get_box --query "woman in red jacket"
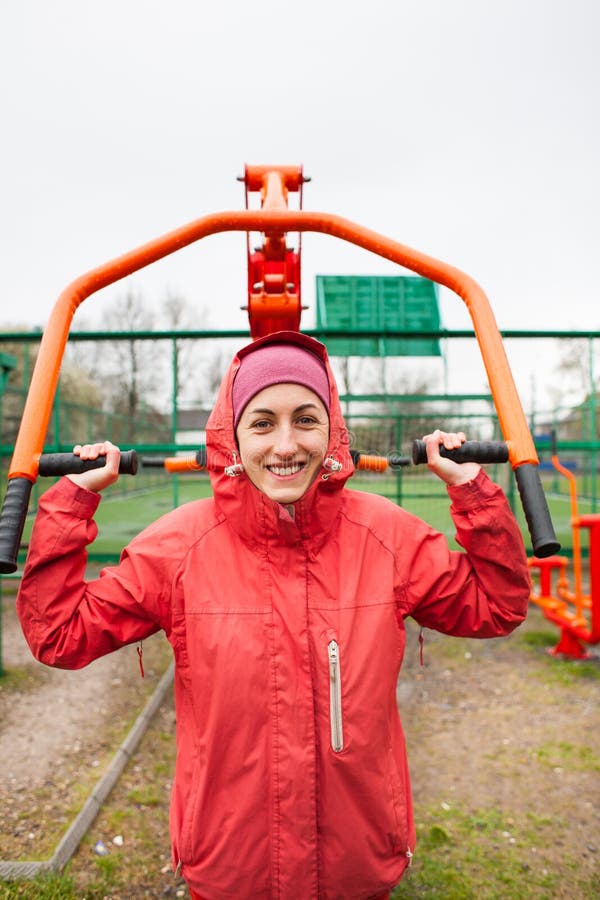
[17,331,531,900]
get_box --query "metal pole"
[395,415,403,508]
[52,381,61,452]
[171,338,179,510]
[589,337,597,512]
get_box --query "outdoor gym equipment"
[30,439,515,509]
[149,442,510,474]
[32,448,412,476]
[528,439,600,659]
[0,164,559,572]
[32,441,512,478]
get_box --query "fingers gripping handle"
[37,450,138,476]
[410,439,560,557]
[411,440,509,465]
[0,478,33,574]
[514,464,560,558]
[0,451,138,573]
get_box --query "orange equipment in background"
[529,443,600,659]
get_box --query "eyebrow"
[247,402,321,416]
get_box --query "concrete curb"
[0,661,175,882]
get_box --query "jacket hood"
[205,331,354,550]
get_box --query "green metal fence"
[2,326,600,537]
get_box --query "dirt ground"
[0,586,173,864]
[1,581,599,896]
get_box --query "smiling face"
[235,382,330,504]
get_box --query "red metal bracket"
[240,165,307,338]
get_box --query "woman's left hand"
[422,429,481,486]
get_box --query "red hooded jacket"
[17,331,530,899]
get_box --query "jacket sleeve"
[400,469,531,638]
[16,477,168,669]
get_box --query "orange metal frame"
[0,164,559,571]
[9,166,537,479]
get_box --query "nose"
[272,422,297,458]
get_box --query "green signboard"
[315,275,441,357]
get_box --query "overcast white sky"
[2,0,599,409]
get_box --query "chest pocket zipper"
[328,640,344,752]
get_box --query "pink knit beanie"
[232,343,330,429]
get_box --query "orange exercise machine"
[0,164,559,572]
[528,440,599,659]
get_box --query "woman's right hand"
[67,440,121,493]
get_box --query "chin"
[269,490,304,504]
[260,473,312,505]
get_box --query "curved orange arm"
[9,208,534,481]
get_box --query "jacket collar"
[205,331,353,553]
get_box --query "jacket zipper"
[328,640,344,752]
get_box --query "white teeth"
[269,464,302,476]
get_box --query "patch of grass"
[105,807,127,830]
[91,853,119,883]
[517,622,600,683]
[0,666,46,693]
[534,740,600,772]
[524,810,555,829]
[0,871,78,899]
[555,657,600,681]
[529,656,600,686]
[127,786,162,807]
[6,778,97,863]
[392,803,597,899]
[520,629,557,650]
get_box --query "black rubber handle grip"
[139,456,167,468]
[515,463,560,558]
[38,449,138,476]
[411,440,509,465]
[388,454,411,469]
[0,477,33,573]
